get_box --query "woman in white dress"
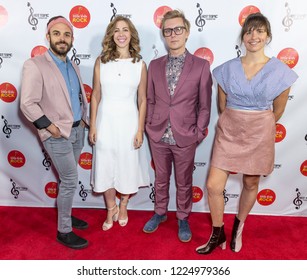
[89,16,149,231]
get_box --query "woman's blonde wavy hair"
[100,16,142,64]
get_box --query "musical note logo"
[223,189,229,205]
[110,3,117,22]
[293,188,303,210]
[79,181,88,201]
[42,149,52,170]
[71,48,80,65]
[282,2,293,32]
[235,45,242,58]
[27,2,38,31]
[152,45,158,59]
[10,179,20,199]
[2,115,12,138]
[0,56,3,68]
[195,3,206,32]
[305,134,307,141]
[149,183,155,203]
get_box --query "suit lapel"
[159,56,170,102]
[173,52,193,96]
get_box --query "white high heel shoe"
[102,204,119,231]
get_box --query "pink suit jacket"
[20,51,88,142]
[146,51,212,147]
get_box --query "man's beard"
[49,40,72,57]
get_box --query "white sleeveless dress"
[91,58,150,194]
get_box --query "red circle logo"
[300,160,307,176]
[275,123,286,143]
[45,181,58,199]
[257,189,276,206]
[0,5,8,28]
[192,186,203,203]
[78,152,92,170]
[194,47,214,65]
[153,6,172,28]
[238,6,261,26]
[83,84,92,103]
[0,82,17,103]
[7,150,26,168]
[277,48,299,69]
[70,5,91,29]
[31,45,48,58]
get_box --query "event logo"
[42,149,52,171]
[194,48,214,65]
[292,188,307,210]
[283,2,307,32]
[70,48,91,66]
[78,152,92,170]
[195,3,218,32]
[78,180,91,201]
[152,45,159,60]
[10,178,28,199]
[194,162,207,169]
[1,115,20,138]
[0,52,12,69]
[235,45,242,58]
[277,48,299,69]
[192,186,203,203]
[275,123,286,143]
[148,183,155,203]
[70,5,90,29]
[7,150,26,168]
[45,181,58,199]
[0,82,17,103]
[83,84,92,103]
[109,3,131,21]
[71,48,81,65]
[153,6,172,28]
[31,46,48,58]
[238,5,261,26]
[223,189,239,205]
[26,2,49,31]
[300,160,307,176]
[257,189,276,206]
[274,164,282,170]
[27,2,38,30]
[0,5,8,28]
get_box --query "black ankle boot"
[196,225,226,255]
[230,216,244,252]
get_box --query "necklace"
[115,58,131,77]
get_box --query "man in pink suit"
[143,10,212,242]
[20,16,89,249]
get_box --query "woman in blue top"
[196,13,298,254]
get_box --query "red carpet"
[0,206,306,260]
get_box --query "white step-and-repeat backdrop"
[1,0,306,216]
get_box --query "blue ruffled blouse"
[212,57,298,110]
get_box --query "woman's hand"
[89,126,97,145]
[133,131,143,149]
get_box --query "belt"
[72,120,81,127]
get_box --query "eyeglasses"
[163,26,186,37]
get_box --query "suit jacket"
[146,51,212,147]
[20,51,88,142]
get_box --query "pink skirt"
[210,108,276,175]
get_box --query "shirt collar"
[168,49,187,63]
[48,49,70,66]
